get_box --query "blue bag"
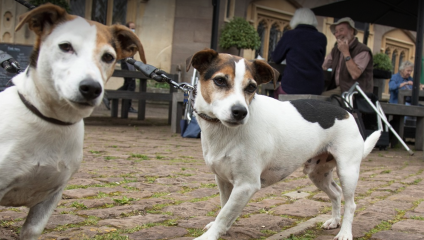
[181,116,201,138]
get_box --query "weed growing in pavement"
[410,215,424,220]
[85,233,129,240]
[156,155,165,159]
[71,201,87,209]
[129,154,149,160]
[260,229,278,236]
[200,183,217,188]
[89,150,101,154]
[113,196,138,205]
[104,156,117,161]
[187,228,204,237]
[151,192,170,198]
[284,229,316,239]
[145,176,158,183]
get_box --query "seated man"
[322,17,373,96]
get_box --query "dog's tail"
[363,130,381,158]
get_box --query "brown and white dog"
[186,49,380,240]
[0,4,145,239]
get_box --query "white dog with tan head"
[186,49,380,240]
[0,4,145,239]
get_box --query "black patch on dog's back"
[290,99,349,129]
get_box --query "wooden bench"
[171,92,185,133]
[380,102,424,151]
[107,69,177,124]
[398,89,424,105]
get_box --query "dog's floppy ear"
[252,60,280,89]
[186,48,218,73]
[110,25,147,64]
[15,3,68,35]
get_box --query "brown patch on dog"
[199,55,236,104]
[15,3,76,67]
[326,154,334,162]
[243,61,256,104]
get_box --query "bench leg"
[138,80,147,120]
[415,117,424,151]
[390,115,401,148]
[121,99,130,119]
[111,99,119,118]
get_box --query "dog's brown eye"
[213,77,227,87]
[102,53,115,63]
[59,43,73,53]
[245,84,257,93]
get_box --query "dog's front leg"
[195,182,260,240]
[216,175,233,208]
[203,175,234,231]
[19,188,64,240]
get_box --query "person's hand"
[337,38,350,56]
[400,81,413,88]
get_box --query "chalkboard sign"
[0,43,33,91]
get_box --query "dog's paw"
[333,231,352,240]
[194,231,217,240]
[203,221,214,230]
[322,218,340,229]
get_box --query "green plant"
[219,17,261,51]
[373,53,392,72]
[113,196,138,205]
[30,0,71,12]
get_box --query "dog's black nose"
[79,79,102,100]
[231,105,248,121]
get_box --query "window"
[391,50,398,73]
[224,0,235,21]
[91,0,108,24]
[112,0,127,25]
[255,21,266,58]
[268,24,283,61]
[255,17,289,61]
[68,0,132,26]
[70,0,86,17]
[399,51,405,70]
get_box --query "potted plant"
[373,53,392,79]
[219,17,261,55]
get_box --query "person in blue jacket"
[389,60,423,104]
[271,8,327,97]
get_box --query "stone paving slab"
[1,105,424,240]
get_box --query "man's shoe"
[103,97,110,110]
[129,107,138,113]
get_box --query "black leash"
[14,0,36,9]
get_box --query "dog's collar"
[18,92,76,126]
[193,108,220,123]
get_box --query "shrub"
[373,53,392,72]
[219,17,261,51]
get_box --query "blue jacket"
[271,24,327,94]
[388,72,413,104]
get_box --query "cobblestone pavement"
[1,104,424,240]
